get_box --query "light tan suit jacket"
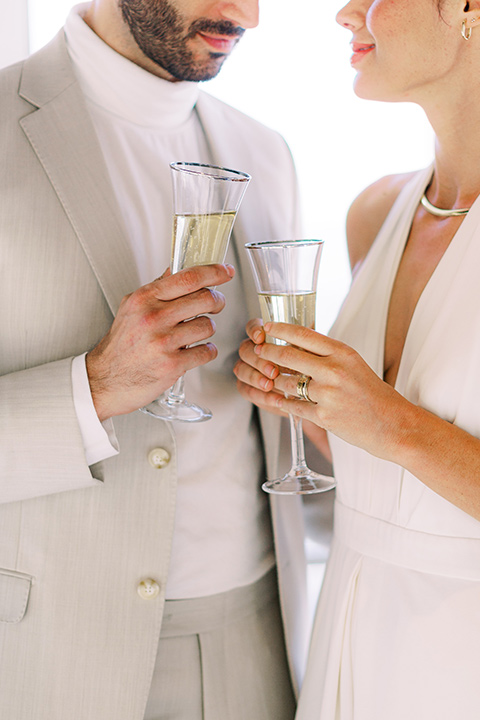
[0,32,309,718]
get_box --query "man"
[0,2,310,718]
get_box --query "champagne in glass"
[142,162,251,423]
[258,291,317,339]
[172,212,236,270]
[245,240,336,494]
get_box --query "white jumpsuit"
[297,167,480,720]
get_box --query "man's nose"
[218,0,260,30]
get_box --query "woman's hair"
[437,2,469,18]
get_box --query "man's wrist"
[72,354,119,465]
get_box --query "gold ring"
[296,375,315,403]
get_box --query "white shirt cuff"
[71,353,119,466]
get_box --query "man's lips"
[197,32,239,54]
[350,42,375,64]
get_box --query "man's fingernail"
[225,264,235,277]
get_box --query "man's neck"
[82,2,177,82]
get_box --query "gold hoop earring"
[462,19,472,40]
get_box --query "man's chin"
[173,56,228,82]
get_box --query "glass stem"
[166,376,186,405]
[289,412,309,473]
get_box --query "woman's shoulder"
[346,171,417,273]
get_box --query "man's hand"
[86,264,234,420]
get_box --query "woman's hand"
[234,319,287,417]
[249,324,480,520]
[234,319,333,461]
[254,321,408,462]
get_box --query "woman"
[234,1,480,718]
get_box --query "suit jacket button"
[137,579,160,600]
[148,448,170,469]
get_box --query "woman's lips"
[350,42,375,64]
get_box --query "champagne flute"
[142,162,251,422]
[245,239,336,494]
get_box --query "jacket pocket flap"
[0,568,33,623]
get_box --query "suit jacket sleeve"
[0,58,111,504]
[0,361,102,503]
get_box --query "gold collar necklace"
[420,193,471,218]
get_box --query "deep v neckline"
[380,169,477,393]
[329,165,480,400]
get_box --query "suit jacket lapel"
[18,32,139,317]
[195,94,283,478]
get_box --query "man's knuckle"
[181,267,204,288]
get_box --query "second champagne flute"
[245,239,336,494]
[142,162,251,422]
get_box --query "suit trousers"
[143,568,296,720]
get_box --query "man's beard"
[119,0,244,82]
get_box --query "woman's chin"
[353,76,402,104]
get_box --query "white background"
[2,0,435,330]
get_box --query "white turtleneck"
[66,4,204,284]
[65,4,274,600]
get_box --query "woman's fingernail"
[265,364,276,378]
[253,330,263,343]
[260,377,271,390]
[254,345,262,355]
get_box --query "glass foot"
[262,470,336,495]
[140,397,212,423]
